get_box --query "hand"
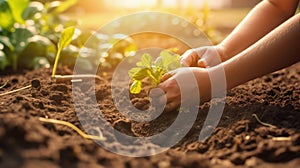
[150,67,211,112]
[180,46,226,68]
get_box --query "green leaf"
[128,49,182,94]
[52,26,75,78]
[58,26,75,50]
[160,50,181,71]
[136,53,152,68]
[129,67,149,81]
[130,80,142,94]
[31,57,50,69]
[20,35,55,58]
[52,0,78,14]
[7,0,29,24]
[0,35,14,51]
[128,67,141,77]
[11,28,33,53]
[0,0,14,30]
[22,1,44,20]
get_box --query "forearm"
[224,14,300,90]
[218,0,299,61]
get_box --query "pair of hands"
[150,46,225,112]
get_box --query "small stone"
[31,79,41,89]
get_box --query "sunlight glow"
[104,0,230,9]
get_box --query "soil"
[0,61,300,168]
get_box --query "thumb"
[180,49,199,67]
[197,58,207,68]
[161,71,173,82]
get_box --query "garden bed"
[0,62,299,168]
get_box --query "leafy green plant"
[128,49,181,94]
[0,0,78,70]
[52,26,74,78]
[0,0,137,71]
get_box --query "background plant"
[0,0,137,71]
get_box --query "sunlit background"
[63,0,262,53]
[67,0,261,32]
[102,0,228,9]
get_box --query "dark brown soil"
[0,62,299,168]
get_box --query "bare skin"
[155,0,300,112]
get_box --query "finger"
[161,72,173,82]
[197,58,207,68]
[149,87,165,98]
[149,92,167,109]
[180,49,198,67]
[165,101,180,112]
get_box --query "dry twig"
[252,114,276,128]
[39,117,106,141]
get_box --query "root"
[252,114,276,128]
[0,85,32,97]
[53,74,106,82]
[272,136,292,141]
[39,117,106,141]
[0,80,8,89]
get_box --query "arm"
[224,13,300,90]
[157,13,300,112]
[180,0,299,67]
[219,0,299,61]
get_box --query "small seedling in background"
[129,48,181,94]
[51,26,75,79]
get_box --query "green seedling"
[0,0,136,71]
[51,26,75,78]
[0,0,78,70]
[129,48,181,94]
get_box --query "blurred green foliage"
[0,0,137,71]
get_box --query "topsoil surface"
[0,62,299,168]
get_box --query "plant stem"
[39,117,106,141]
[12,53,17,70]
[0,84,31,97]
[51,49,62,78]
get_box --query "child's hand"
[180,46,225,68]
[150,67,211,112]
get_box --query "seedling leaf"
[52,26,75,78]
[129,68,149,80]
[136,53,152,68]
[130,80,142,94]
[129,49,181,94]
[58,26,75,50]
